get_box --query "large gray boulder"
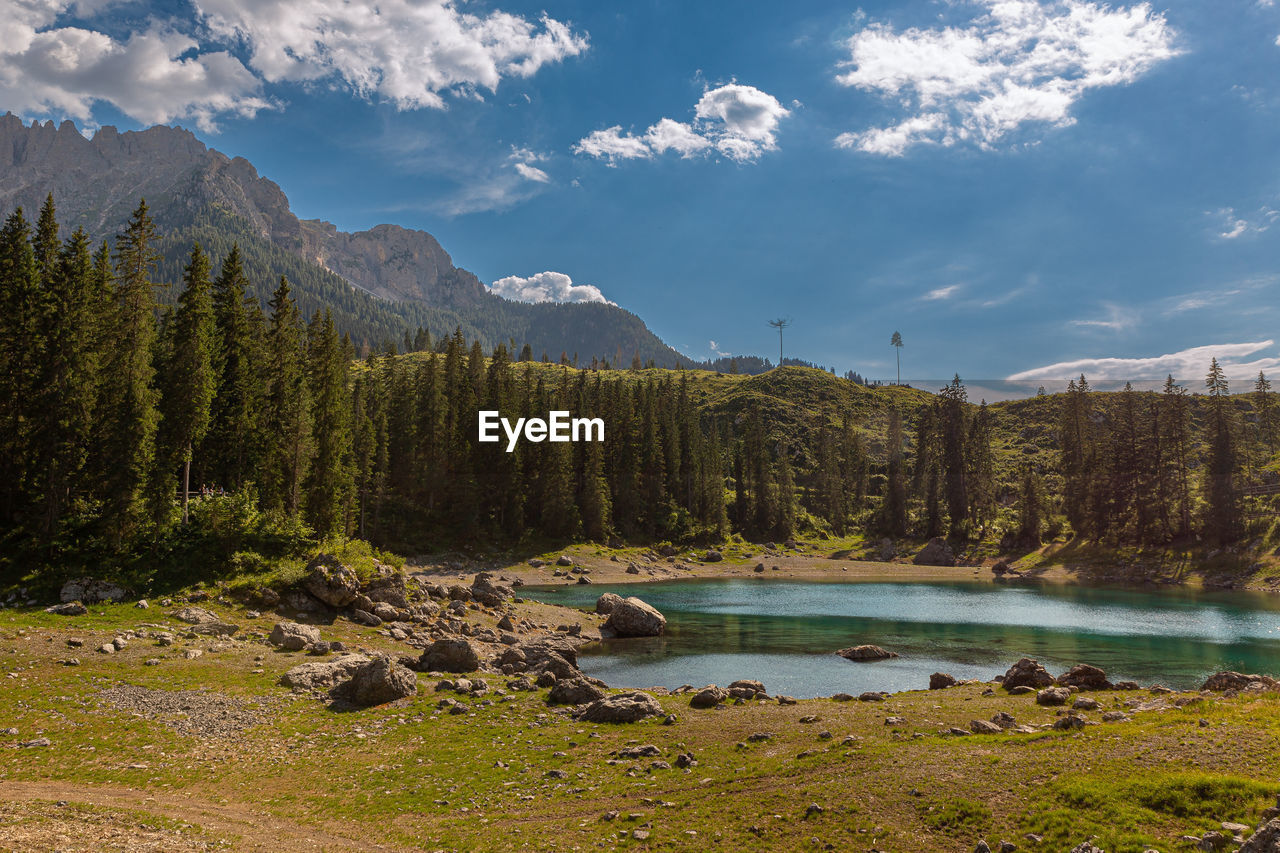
[60,578,127,604]
[279,654,370,690]
[1003,657,1055,690]
[364,563,411,608]
[912,537,956,567]
[575,691,663,723]
[470,572,512,608]
[603,597,666,637]
[419,638,482,673]
[690,686,727,709]
[270,622,321,651]
[330,657,417,707]
[1036,686,1071,706]
[304,554,360,608]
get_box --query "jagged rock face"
[0,114,483,306]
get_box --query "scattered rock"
[1057,664,1112,691]
[991,711,1016,729]
[349,608,382,627]
[858,692,887,702]
[170,607,220,625]
[603,597,666,637]
[575,691,663,723]
[838,645,898,662]
[303,554,360,608]
[1003,658,1054,690]
[1036,687,1071,706]
[45,601,87,616]
[1052,715,1086,731]
[1072,697,1101,711]
[1202,671,1277,692]
[279,654,370,690]
[690,686,728,709]
[970,719,1003,734]
[270,621,321,651]
[548,678,607,706]
[329,657,417,707]
[1240,819,1280,852]
[703,550,723,563]
[419,638,482,673]
[556,555,574,567]
[830,693,855,702]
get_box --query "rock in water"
[1057,664,1112,691]
[331,657,417,706]
[1002,657,1054,690]
[270,622,321,651]
[303,554,360,608]
[419,638,481,673]
[838,645,898,662]
[595,592,623,615]
[575,692,663,723]
[279,654,370,690]
[547,677,607,706]
[603,597,666,637]
[912,537,956,567]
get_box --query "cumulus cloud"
[573,83,790,165]
[0,0,271,130]
[489,271,614,305]
[1008,341,1280,382]
[834,0,1179,156]
[197,0,588,110]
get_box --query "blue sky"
[6,0,1280,384]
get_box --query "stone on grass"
[1202,671,1277,692]
[330,657,417,707]
[1036,687,1071,706]
[690,686,727,708]
[575,691,663,723]
[270,622,320,651]
[279,654,370,690]
[45,601,87,616]
[419,638,481,673]
[60,578,126,604]
[929,672,957,690]
[1057,664,1112,691]
[1003,658,1054,690]
[548,678,607,706]
[303,554,360,607]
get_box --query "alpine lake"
[526,578,1280,698]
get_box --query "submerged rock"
[838,645,898,662]
[603,597,666,637]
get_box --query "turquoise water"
[526,579,1280,699]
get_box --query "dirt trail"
[0,781,416,853]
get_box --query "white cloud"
[197,0,587,110]
[0,1,271,130]
[835,0,1179,155]
[1070,302,1137,332]
[1210,206,1277,240]
[1008,341,1280,382]
[923,284,960,300]
[489,271,614,305]
[574,83,790,165]
[709,340,731,357]
[513,162,549,183]
[509,147,551,183]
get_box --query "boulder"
[330,657,417,707]
[690,686,728,708]
[1036,686,1071,706]
[1003,658,1054,690]
[364,563,410,608]
[556,555,574,567]
[270,622,320,651]
[470,572,512,608]
[350,608,382,627]
[419,638,482,673]
[303,554,360,608]
[728,679,767,696]
[170,606,220,625]
[1202,671,1277,692]
[970,719,1003,734]
[60,578,126,604]
[548,677,607,705]
[575,691,663,723]
[912,537,956,567]
[991,711,1017,729]
[603,597,666,637]
[595,593,624,615]
[1240,819,1280,852]
[371,602,401,622]
[1052,715,1086,731]
[45,601,87,616]
[279,654,370,690]
[929,672,957,690]
[189,620,237,637]
[1057,664,1112,691]
[838,645,898,662]
[703,550,723,563]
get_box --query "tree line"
[0,196,1271,574]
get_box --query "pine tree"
[1202,358,1242,544]
[261,277,312,516]
[881,407,908,537]
[157,244,218,523]
[97,200,163,545]
[305,310,354,537]
[1017,466,1043,546]
[0,208,41,527]
[1254,372,1274,465]
[939,375,969,536]
[205,245,264,490]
